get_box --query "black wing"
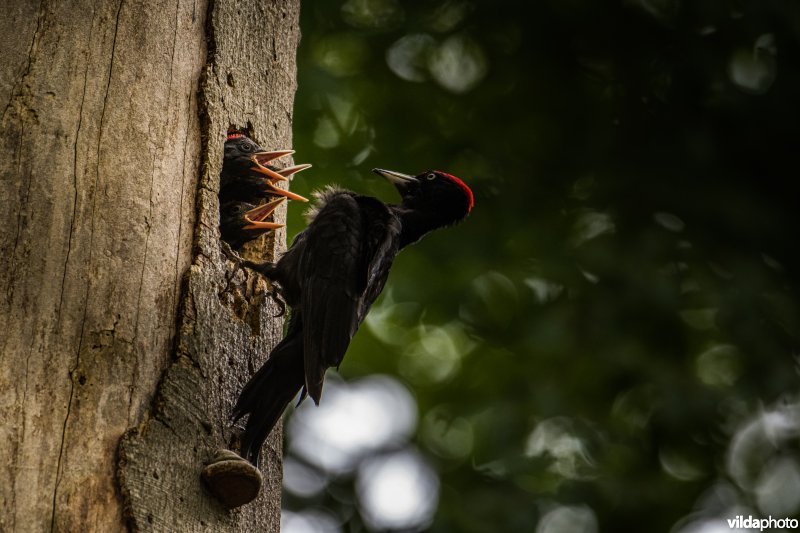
[355,196,402,323]
[296,191,400,404]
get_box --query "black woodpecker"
[232,168,474,465]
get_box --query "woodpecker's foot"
[241,259,275,278]
[239,260,285,316]
[201,449,262,508]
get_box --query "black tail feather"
[233,315,305,466]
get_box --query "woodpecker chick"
[220,197,286,249]
[220,133,310,204]
[232,168,474,466]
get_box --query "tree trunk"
[0,0,299,531]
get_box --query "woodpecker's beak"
[260,181,309,202]
[373,168,417,195]
[277,164,312,179]
[372,168,416,184]
[253,150,294,166]
[251,151,294,182]
[242,198,286,230]
[248,150,310,201]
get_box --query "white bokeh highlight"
[288,375,417,474]
[356,448,440,531]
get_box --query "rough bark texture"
[0,0,300,531]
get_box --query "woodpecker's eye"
[426,172,436,181]
[239,141,254,153]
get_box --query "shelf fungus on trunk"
[201,449,262,509]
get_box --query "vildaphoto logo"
[727,515,799,530]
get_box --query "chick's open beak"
[261,181,309,202]
[277,164,312,178]
[248,150,311,201]
[243,197,286,230]
[251,151,292,182]
[253,150,294,166]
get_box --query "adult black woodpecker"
[232,168,474,465]
[220,133,310,204]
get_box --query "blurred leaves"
[284,0,800,531]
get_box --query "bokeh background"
[280,1,800,531]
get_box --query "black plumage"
[220,134,309,204]
[233,168,474,465]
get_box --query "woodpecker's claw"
[242,197,286,230]
[267,286,286,317]
[239,259,286,317]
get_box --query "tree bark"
[0,0,299,531]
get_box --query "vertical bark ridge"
[0,0,212,530]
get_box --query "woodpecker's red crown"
[434,171,474,213]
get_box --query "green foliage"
[286,0,800,531]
